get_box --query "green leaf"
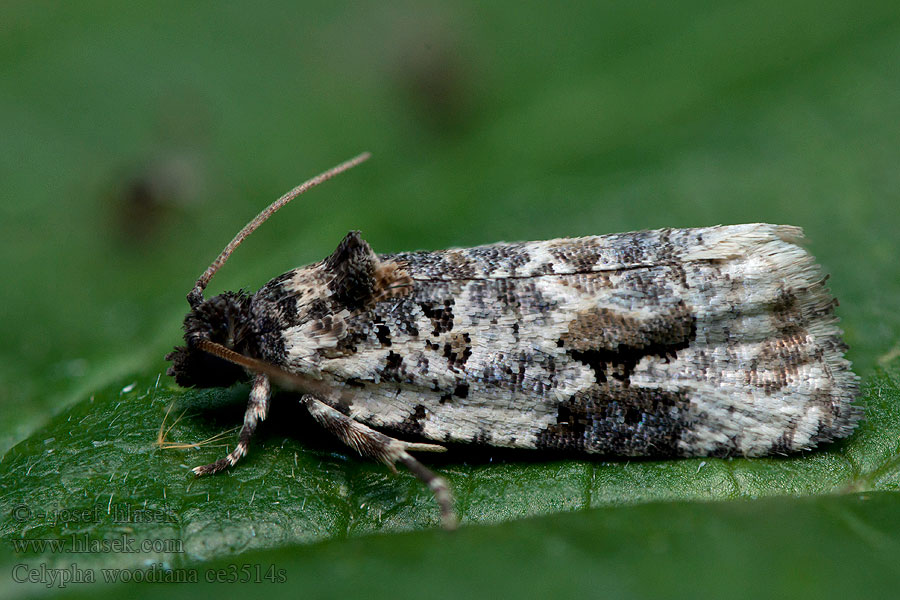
[51,492,900,600]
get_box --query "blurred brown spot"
[110,154,204,244]
[394,31,477,134]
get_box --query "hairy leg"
[302,394,456,529]
[193,373,271,475]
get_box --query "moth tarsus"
[167,154,860,529]
[302,394,457,529]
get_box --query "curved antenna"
[188,152,372,307]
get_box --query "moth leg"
[193,373,271,476]
[301,394,457,529]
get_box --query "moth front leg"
[301,394,457,529]
[193,373,271,476]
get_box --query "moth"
[166,153,860,529]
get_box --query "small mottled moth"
[167,153,860,529]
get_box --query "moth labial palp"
[166,153,860,530]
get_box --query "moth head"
[166,291,254,388]
[167,153,371,388]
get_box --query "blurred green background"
[2,1,900,597]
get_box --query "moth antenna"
[188,152,372,307]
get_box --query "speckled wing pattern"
[253,223,860,458]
